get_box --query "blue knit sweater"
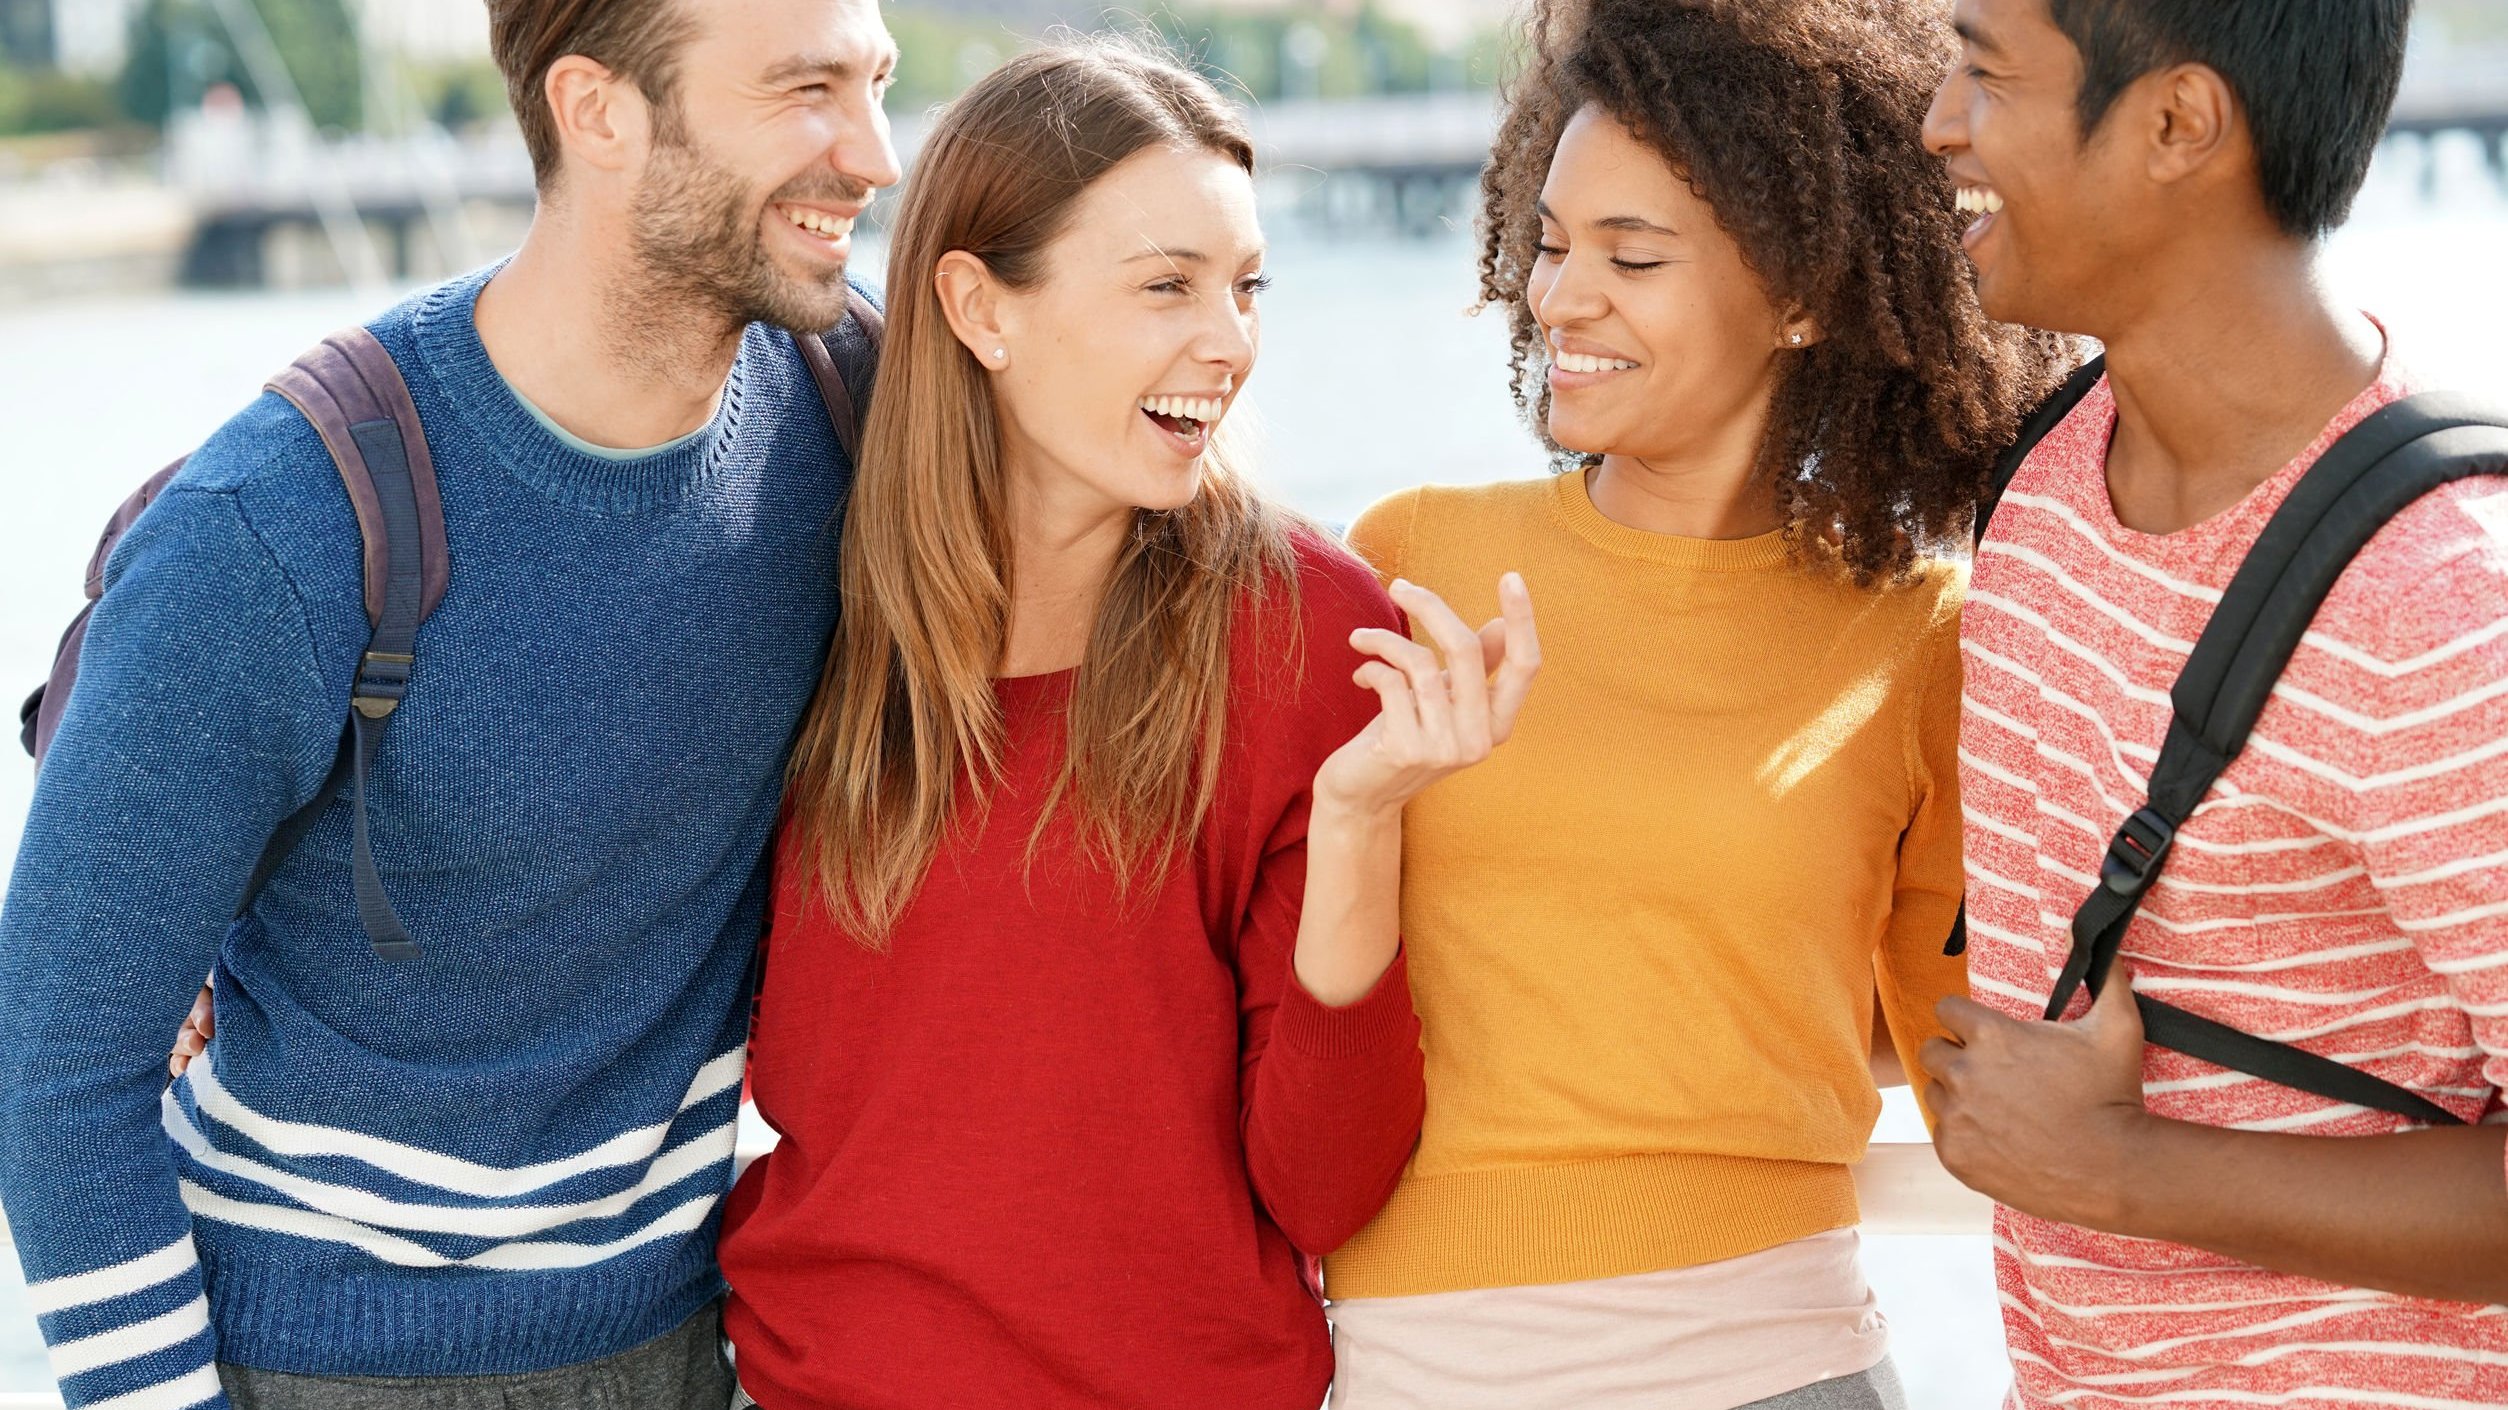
[0,265,854,1407]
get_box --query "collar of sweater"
[410,264,758,516]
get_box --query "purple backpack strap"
[21,325,442,960]
[266,327,451,626]
[792,285,885,469]
[21,460,187,760]
[242,327,445,961]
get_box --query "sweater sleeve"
[1874,572,1970,1135]
[0,483,341,1410]
[1344,487,1422,587]
[1232,548,1426,1257]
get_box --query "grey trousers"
[218,1303,733,1410]
[1735,1359,1908,1410]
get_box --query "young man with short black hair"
[0,1,899,1406]
[1922,0,2508,1403]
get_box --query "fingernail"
[1391,578,1412,593]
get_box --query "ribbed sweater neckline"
[1549,467,1790,572]
[411,265,751,515]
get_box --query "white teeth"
[1554,352,1638,374]
[1138,395,1224,424]
[1955,187,2005,216]
[782,206,852,238]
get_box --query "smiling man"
[0,1,898,1407]
[1918,0,2508,1406]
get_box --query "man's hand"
[1921,967,2155,1230]
[169,980,214,1078]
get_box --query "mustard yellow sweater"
[1326,473,1969,1299]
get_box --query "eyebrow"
[761,47,897,85]
[1125,248,1207,265]
[1952,17,2008,58]
[1536,201,1677,238]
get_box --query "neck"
[2095,234,2382,535]
[473,200,750,450]
[1587,394,1786,540]
[999,452,1133,678]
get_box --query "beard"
[625,121,866,336]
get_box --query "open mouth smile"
[1139,393,1226,455]
[1954,185,2005,251]
[774,202,859,255]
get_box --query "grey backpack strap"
[793,285,886,469]
[246,327,446,961]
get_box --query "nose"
[1196,283,1258,378]
[834,92,904,196]
[1922,70,1966,159]
[1532,247,1607,334]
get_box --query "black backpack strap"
[1975,355,2108,548]
[2046,393,2508,1124]
[793,285,885,470]
[246,327,446,961]
[1945,356,2112,959]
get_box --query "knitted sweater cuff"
[1273,947,1419,1060]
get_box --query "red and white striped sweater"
[1960,351,2508,1409]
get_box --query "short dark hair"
[488,0,699,187]
[2049,0,2411,237]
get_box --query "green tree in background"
[0,65,121,134]
[118,0,361,131]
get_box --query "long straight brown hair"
[786,40,1298,941]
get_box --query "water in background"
[0,135,2503,1401]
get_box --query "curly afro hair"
[1480,0,2072,583]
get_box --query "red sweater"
[719,533,1427,1410]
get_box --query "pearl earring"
[991,348,1006,363]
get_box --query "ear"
[2142,61,2241,189]
[1777,308,1826,351]
[545,54,645,178]
[934,250,1015,369]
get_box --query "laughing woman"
[1323,2,2059,1408]
[715,42,1537,1410]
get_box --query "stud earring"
[1787,332,1805,347]
[991,348,1007,363]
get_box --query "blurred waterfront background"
[3,0,2508,1403]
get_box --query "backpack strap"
[2045,393,2508,1126]
[242,327,446,961]
[1945,355,2112,959]
[1974,355,2108,549]
[792,284,886,470]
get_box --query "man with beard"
[0,1,899,1407]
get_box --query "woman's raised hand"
[1318,573,1540,816]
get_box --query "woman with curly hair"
[1322,1,2062,1407]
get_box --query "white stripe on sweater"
[79,1362,221,1410]
[163,1091,735,1238]
[46,1295,209,1380]
[178,1181,719,1271]
[180,1047,743,1199]
[23,1237,195,1317]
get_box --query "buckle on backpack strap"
[2101,808,2176,895]
[352,651,414,719]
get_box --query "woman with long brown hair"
[713,40,1538,1410]
[1321,1,2059,1407]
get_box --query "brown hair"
[1483,0,2070,583]
[487,0,698,186]
[785,39,1298,940]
